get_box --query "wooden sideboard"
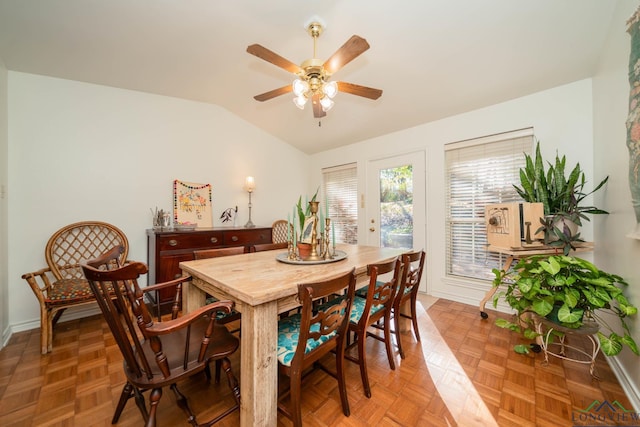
[146,226,272,311]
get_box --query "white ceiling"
[0,0,618,154]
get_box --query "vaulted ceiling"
[0,1,619,154]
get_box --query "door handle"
[369,227,375,232]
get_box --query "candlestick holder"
[287,238,299,260]
[243,176,256,228]
[322,218,333,259]
[306,201,322,261]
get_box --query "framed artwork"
[300,217,315,243]
[173,180,213,227]
[627,8,640,239]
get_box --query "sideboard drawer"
[223,229,271,246]
[157,232,224,251]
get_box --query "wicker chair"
[271,219,291,244]
[21,221,129,354]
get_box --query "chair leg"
[393,308,405,359]
[289,368,303,427]
[383,314,396,370]
[171,383,198,426]
[214,359,222,383]
[335,338,351,417]
[221,357,241,408]
[204,362,211,381]
[410,297,421,342]
[113,382,135,423]
[133,385,149,424]
[357,333,371,398]
[40,307,50,354]
[146,388,162,427]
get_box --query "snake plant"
[513,142,609,254]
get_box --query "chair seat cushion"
[205,296,240,320]
[355,280,387,299]
[350,295,384,323]
[46,278,95,305]
[355,285,368,298]
[318,295,384,325]
[277,313,337,367]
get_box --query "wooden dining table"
[179,243,403,427]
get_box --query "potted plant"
[492,254,638,356]
[294,188,319,258]
[513,142,609,254]
[295,187,319,233]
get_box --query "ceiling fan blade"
[323,35,370,75]
[254,85,292,102]
[337,82,383,100]
[247,44,302,75]
[311,93,326,118]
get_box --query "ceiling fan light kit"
[246,19,382,119]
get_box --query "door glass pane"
[380,165,413,249]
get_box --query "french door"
[366,152,426,269]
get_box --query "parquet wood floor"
[0,297,634,426]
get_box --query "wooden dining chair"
[193,246,244,341]
[276,268,356,427]
[345,256,402,398]
[81,247,241,427]
[250,241,288,252]
[21,220,129,354]
[391,250,426,359]
[193,246,247,260]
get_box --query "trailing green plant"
[513,141,609,254]
[492,255,638,357]
[295,187,319,232]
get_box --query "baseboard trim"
[606,355,640,412]
[4,305,102,342]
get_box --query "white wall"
[311,79,596,306]
[0,58,8,347]
[7,72,310,331]
[593,0,640,409]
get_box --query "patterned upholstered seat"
[277,313,338,366]
[45,278,95,304]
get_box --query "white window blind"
[445,129,533,280]
[322,163,358,244]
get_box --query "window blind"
[445,129,533,280]
[322,163,358,244]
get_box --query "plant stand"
[479,243,594,319]
[533,314,601,378]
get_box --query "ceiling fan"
[246,21,383,118]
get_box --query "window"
[445,129,533,281]
[323,163,358,244]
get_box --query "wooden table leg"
[479,256,514,318]
[240,301,279,427]
[182,277,206,314]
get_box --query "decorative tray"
[173,224,197,230]
[276,250,348,265]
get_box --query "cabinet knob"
[210,237,218,243]
[174,273,182,279]
[168,239,178,247]
[231,235,239,242]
